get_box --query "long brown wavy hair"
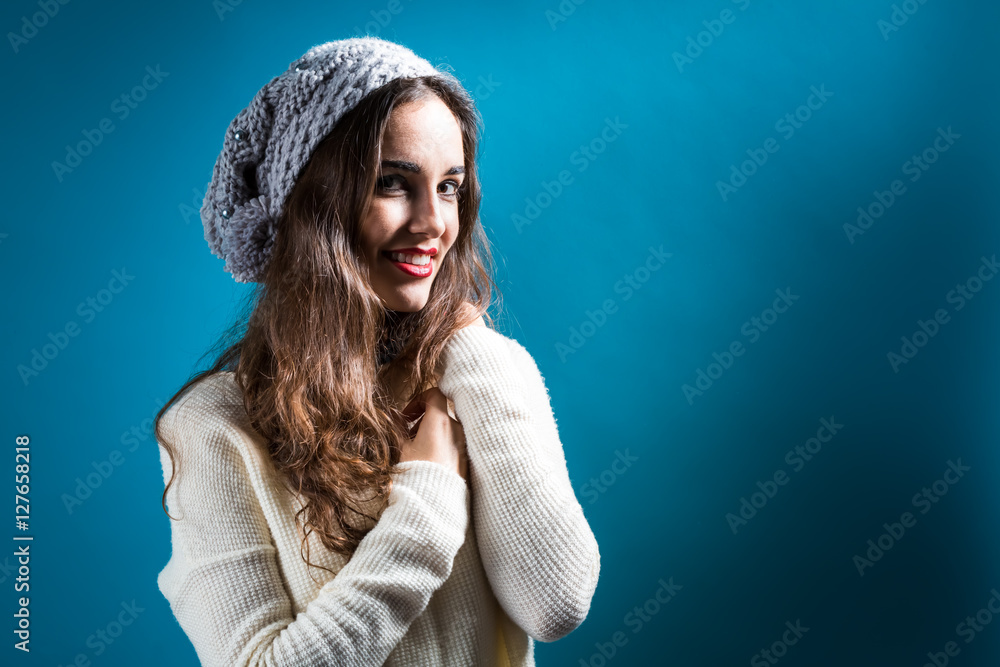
[155,73,499,575]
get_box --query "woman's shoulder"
[449,324,533,356]
[478,326,541,366]
[159,371,251,445]
[443,325,546,385]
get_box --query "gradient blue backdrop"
[3,0,999,665]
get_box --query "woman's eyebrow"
[381,160,465,176]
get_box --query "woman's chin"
[380,290,430,313]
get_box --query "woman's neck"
[376,309,407,367]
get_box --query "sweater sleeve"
[156,394,469,667]
[436,325,601,643]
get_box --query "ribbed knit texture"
[156,326,601,666]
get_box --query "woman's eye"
[376,174,406,192]
[440,180,462,197]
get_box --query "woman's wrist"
[390,459,470,538]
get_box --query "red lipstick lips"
[385,247,438,255]
[382,247,437,278]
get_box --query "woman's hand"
[395,301,483,480]
[399,387,468,481]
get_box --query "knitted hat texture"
[200,37,445,283]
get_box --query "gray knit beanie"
[200,37,446,283]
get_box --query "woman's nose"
[408,184,448,237]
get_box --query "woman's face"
[359,95,465,313]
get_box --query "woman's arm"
[436,325,601,643]
[156,392,469,667]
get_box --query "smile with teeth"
[385,252,431,266]
[382,250,435,278]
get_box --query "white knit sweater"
[156,325,601,666]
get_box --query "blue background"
[3,0,999,665]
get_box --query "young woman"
[154,37,600,666]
